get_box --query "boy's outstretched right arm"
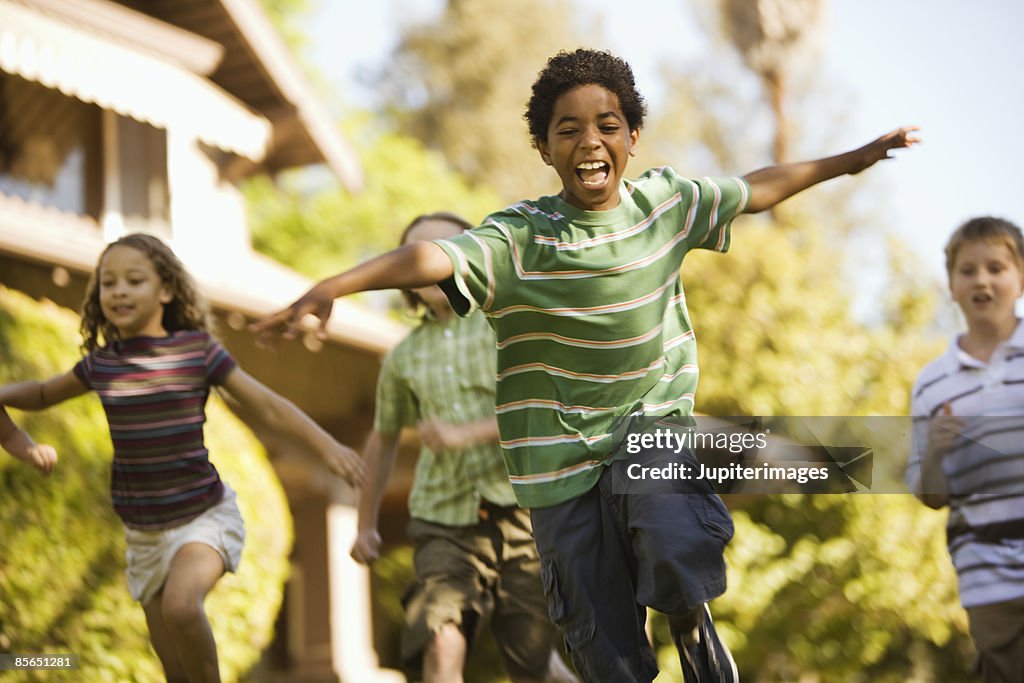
[251,242,455,344]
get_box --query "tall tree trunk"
[765,68,787,222]
[766,69,787,164]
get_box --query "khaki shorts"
[401,503,558,679]
[124,484,246,605]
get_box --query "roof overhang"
[216,0,364,190]
[107,0,364,189]
[0,0,272,161]
[0,195,406,354]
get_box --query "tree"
[258,0,314,53]
[246,119,502,284]
[376,0,594,202]
[714,0,826,164]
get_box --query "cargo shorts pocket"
[540,556,595,675]
[693,494,735,545]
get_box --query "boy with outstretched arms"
[255,49,918,683]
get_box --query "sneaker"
[673,604,738,683]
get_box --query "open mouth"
[971,293,993,304]
[575,160,610,187]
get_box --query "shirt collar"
[946,317,1024,369]
[1010,317,1024,350]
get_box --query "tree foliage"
[660,225,972,681]
[713,0,825,163]
[0,287,292,682]
[247,122,502,282]
[257,0,314,54]
[375,0,593,202]
[625,5,971,677]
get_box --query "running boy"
[350,213,576,683]
[906,216,1024,683]
[254,48,918,683]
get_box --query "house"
[0,0,409,680]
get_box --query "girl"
[0,233,364,683]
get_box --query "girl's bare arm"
[220,367,365,486]
[0,372,89,410]
[1,406,58,473]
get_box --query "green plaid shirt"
[375,310,516,525]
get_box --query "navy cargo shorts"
[529,446,734,682]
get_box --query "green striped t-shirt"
[375,310,517,525]
[434,167,749,508]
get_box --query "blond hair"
[945,216,1024,276]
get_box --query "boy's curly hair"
[524,48,647,145]
[80,233,212,353]
[944,216,1024,275]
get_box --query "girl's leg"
[143,594,189,683]
[160,542,227,683]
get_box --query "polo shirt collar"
[946,317,1024,369]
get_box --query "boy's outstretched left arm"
[219,368,365,486]
[743,126,921,214]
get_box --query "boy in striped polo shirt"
[906,216,1024,683]
[255,49,918,682]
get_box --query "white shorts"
[124,484,246,605]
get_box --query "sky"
[303,0,1024,295]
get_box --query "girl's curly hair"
[524,48,647,145]
[80,233,212,353]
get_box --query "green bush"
[0,286,292,682]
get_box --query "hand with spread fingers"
[250,280,337,346]
[848,125,922,175]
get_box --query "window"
[0,73,171,235]
[115,115,170,234]
[0,73,102,218]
